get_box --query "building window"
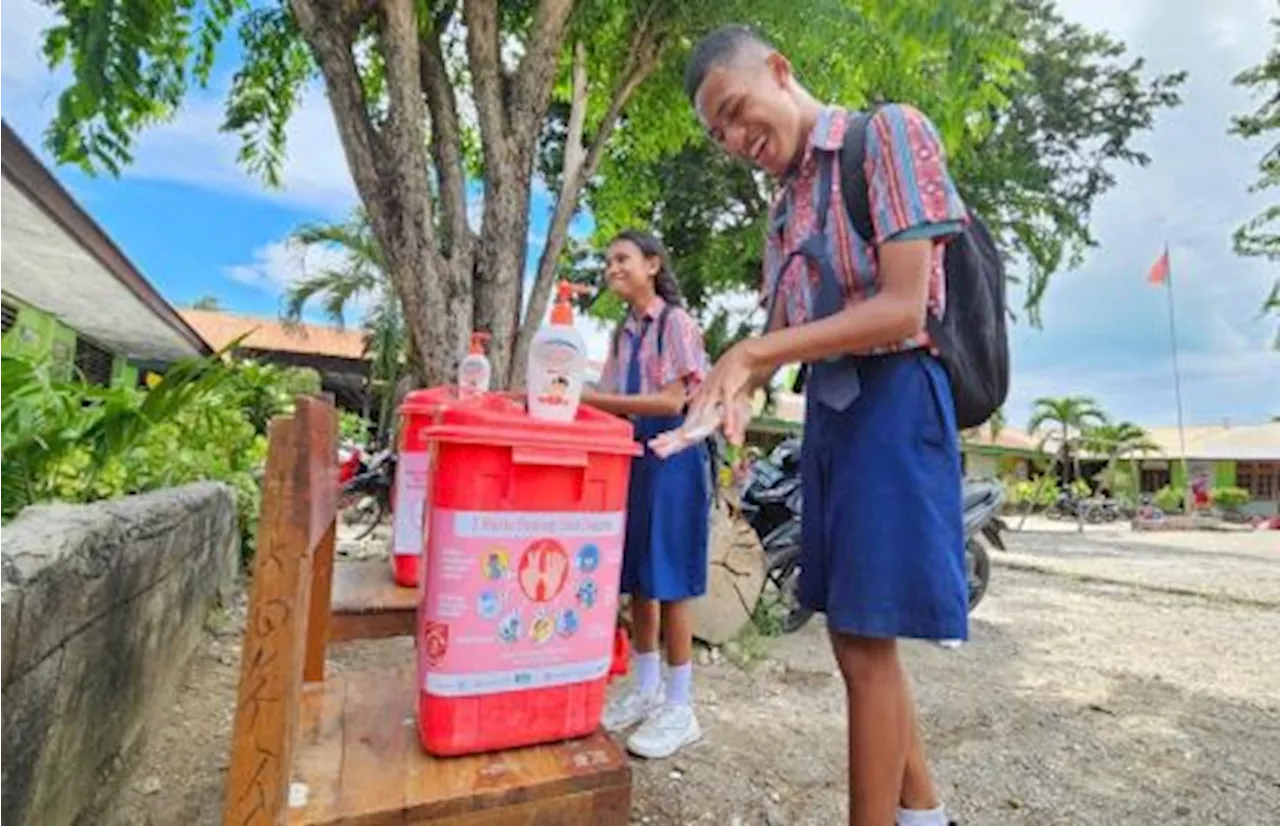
[1141,467,1170,493]
[73,336,114,386]
[1,301,16,334]
[1237,462,1279,502]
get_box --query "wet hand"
[687,341,756,446]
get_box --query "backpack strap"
[839,105,883,246]
[655,303,674,358]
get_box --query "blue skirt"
[620,413,710,601]
[798,351,968,640]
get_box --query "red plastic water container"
[392,386,458,588]
[416,395,640,756]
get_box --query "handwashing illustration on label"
[421,509,625,696]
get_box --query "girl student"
[581,229,711,760]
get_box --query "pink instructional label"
[420,509,624,696]
[392,451,430,557]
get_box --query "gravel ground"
[103,526,1280,825]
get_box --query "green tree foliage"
[190,294,222,310]
[565,0,1184,327]
[1028,394,1107,482]
[282,210,408,440]
[1228,16,1279,333]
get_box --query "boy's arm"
[740,238,932,372]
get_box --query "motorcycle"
[739,437,1002,634]
[338,448,395,541]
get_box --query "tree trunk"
[508,15,666,387]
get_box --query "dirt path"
[103,531,1280,825]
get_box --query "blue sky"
[2,0,1276,429]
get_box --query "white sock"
[665,662,693,707]
[633,651,661,695]
[897,805,948,826]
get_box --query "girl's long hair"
[607,229,685,362]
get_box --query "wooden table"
[288,666,630,825]
[328,559,417,642]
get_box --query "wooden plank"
[297,396,338,683]
[424,784,630,826]
[223,415,311,826]
[304,518,336,682]
[328,561,417,643]
[333,662,411,823]
[287,681,347,825]
[289,668,630,826]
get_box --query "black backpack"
[838,106,1010,431]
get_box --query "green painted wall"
[1171,461,1187,491]
[3,301,55,359]
[1213,460,1236,488]
[111,355,138,388]
[3,301,136,387]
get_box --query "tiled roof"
[180,310,365,360]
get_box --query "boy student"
[683,25,968,826]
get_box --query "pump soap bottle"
[458,332,492,398]
[526,282,587,422]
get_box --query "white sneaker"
[626,703,702,759]
[602,683,663,732]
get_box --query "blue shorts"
[798,351,968,640]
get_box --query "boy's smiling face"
[694,52,806,179]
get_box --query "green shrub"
[339,410,372,443]
[1211,486,1251,510]
[1068,478,1092,498]
[1,353,307,560]
[1005,475,1060,508]
[1154,485,1183,513]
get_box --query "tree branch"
[561,41,588,184]
[513,23,666,372]
[420,7,470,259]
[288,0,382,217]
[463,0,509,169]
[512,0,575,145]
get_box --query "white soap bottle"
[526,282,587,422]
[458,332,492,398]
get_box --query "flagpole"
[1161,243,1191,513]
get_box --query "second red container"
[391,386,458,588]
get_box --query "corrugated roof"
[180,310,365,360]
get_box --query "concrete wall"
[1,483,239,826]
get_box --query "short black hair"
[683,24,775,102]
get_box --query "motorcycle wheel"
[965,538,990,611]
[757,551,815,634]
[350,499,386,542]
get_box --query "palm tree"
[1082,420,1160,496]
[1028,395,1108,485]
[282,210,411,442]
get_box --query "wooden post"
[223,415,310,826]
[298,396,339,684]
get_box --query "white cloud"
[225,238,372,320]
[1003,0,1280,430]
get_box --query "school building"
[1,122,211,383]
[746,390,1280,517]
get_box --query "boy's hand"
[687,341,758,445]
